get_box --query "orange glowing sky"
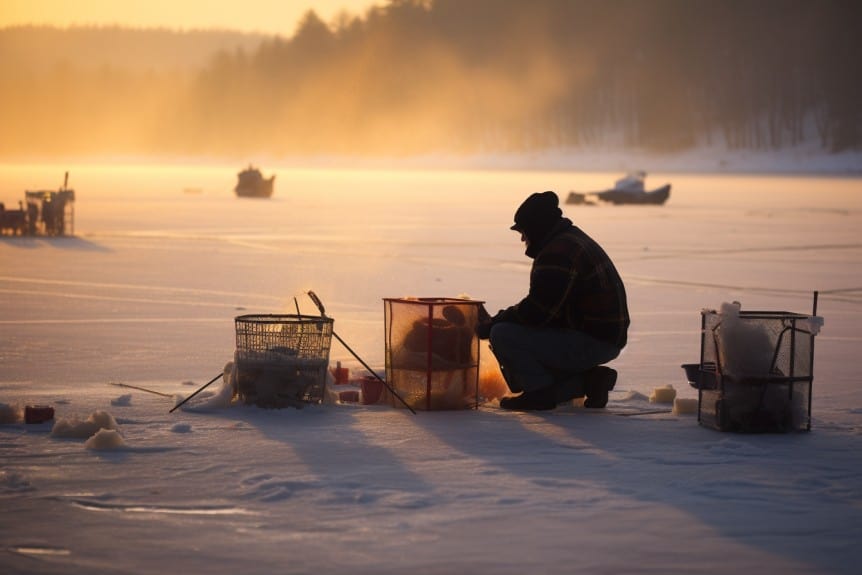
[0,0,386,36]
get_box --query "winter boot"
[553,376,586,404]
[583,366,617,408]
[499,386,556,411]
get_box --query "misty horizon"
[1,0,859,160]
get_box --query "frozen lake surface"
[1,163,861,574]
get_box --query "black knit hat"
[510,191,562,236]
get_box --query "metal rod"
[109,382,173,398]
[169,372,223,413]
[615,409,674,417]
[808,290,819,431]
[293,296,305,351]
[331,330,416,414]
[425,303,433,411]
[307,290,416,414]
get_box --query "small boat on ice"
[567,184,671,206]
[566,171,671,206]
[1,172,76,236]
[235,165,275,198]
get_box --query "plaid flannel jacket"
[494,218,630,349]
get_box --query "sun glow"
[0,0,385,35]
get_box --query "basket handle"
[307,290,326,317]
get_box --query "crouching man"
[477,191,630,410]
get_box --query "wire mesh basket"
[697,304,822,432]
[234,314,334,407]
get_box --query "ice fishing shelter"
[233,313,334,407]
[383,297,484,410]
[24,190,75,236]
[695,297,823,432]
[23,171,76,236]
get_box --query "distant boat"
[566,172,670,206]
[3,171,77,236]
[235,165,275,198]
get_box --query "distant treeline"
[1,0,859,158]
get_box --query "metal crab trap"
[233,313,334,407]
[694,294,823,432]
[382,297,484,411]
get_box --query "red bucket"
[360,377,384,405]
[338,390,360,403]
[330,364,350,385]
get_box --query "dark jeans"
[488,322,621,394]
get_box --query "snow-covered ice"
[1,161,861,574]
